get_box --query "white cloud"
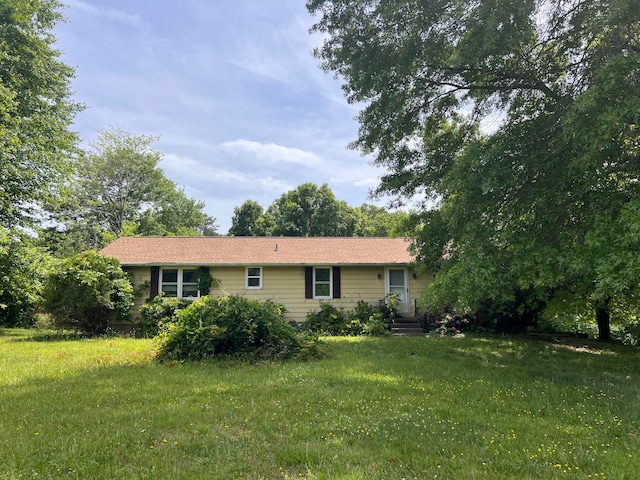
[229,47,294,85]
[54,0,405,233]
[352,177,380,188]
[65,0,146,28]
[222,140,322,167]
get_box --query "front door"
[386,268,409,314]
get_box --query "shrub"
[378,294,400,320]
[363,313,391,336]
[613,320,640,346]
[424,307,474,336]
[304,303,349,335]
[156,295,321,361]
[304,301,391,336]
[352,300,376,323]
[138,295,190,337]
[43,251,133,335]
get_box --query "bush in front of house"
[423,306,475,336]
[138,295,190,337]
[304,301,391,336]
[304,302,349,335]
[156,295,322,361]
[42,251,133,335]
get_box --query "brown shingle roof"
[100,236,413,266]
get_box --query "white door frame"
[385,267,409,314]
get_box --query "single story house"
[100,236,429,326]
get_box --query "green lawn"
[1,329,639,479]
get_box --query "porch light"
[377,273,382,280]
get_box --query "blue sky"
[53,0,388,234]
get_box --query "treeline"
[228,183,408,237]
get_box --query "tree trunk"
[595,298,611,342]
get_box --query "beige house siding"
[211,266,308,321]
[124,264,430,324]
[123,266,152,317]
[212,265,416,322]
[409,272,431,316]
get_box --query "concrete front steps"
[389,317,425,336]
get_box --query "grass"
[1,329,639,479]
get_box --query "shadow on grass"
[2,335,640,479]
[2,327,140,343]
[13,330,88,342]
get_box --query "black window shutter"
[333,266,341,299]
[198,266,211,295]
[305,267,313,299]
[150,266,160,297]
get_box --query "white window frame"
[313,267,332,299]
[245,266,263,289]
[160,267,200,300]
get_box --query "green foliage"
[138,295,190,337]
[612,320,640,347]
[308,0,640,339]
[538,297,640,345]
[78,127,166,237]
[381,293,400,320]
[43,128,218,254]
[0,0,81,229]
[228,200,264,236]
[0,229,52,326]
[424,307,475,337]
[156,295,321,361]
[304,301,391,336]
[352,299,376,323]
[353,204,410,237]
[304,303,349,335]
[42,251,133,335]
[228,185,410,237]
[362,313,390,336]
[136,186,218,237]
[264,183,358,236]
[196,267,216,296]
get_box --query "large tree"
[228,200,264,236]
[76,127,167,237]
[0,0,80,228]
[45,127,217,254]
[261,183,358,236]
[308,0,640,339]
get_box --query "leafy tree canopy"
[0,228,53,326]
[228,200,264,236]
[43,127,217,255]
[353,203,410,237]
[264,183,357,236]
[0,0,81,228]
[308,0,640,339]
[228,183,409,237]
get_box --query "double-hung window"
[246,267,262,289]
[161,268,200,299]
[305,266,341,300]
[313,267,332,299]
